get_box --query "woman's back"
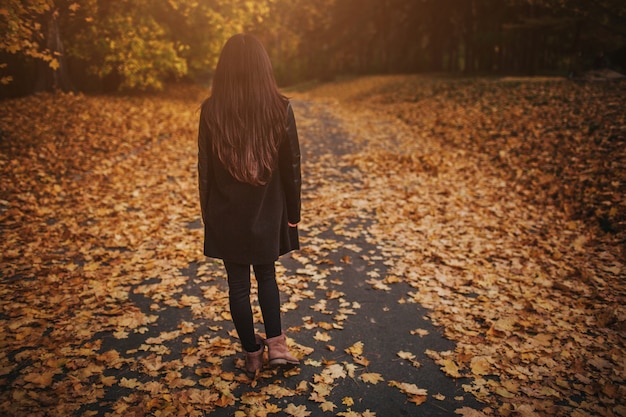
[197,34,301,265]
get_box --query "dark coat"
[197,102,301,265]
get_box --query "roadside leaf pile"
[1,75,625,416]
[308,75,626,243]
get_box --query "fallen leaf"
[360,373,384,384]
[284,403,311,417]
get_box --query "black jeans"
[223,261,282,352]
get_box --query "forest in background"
[1,0,626,97]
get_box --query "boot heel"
[264,333,299,366]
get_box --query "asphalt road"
[77,99,485,416]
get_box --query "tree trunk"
[463,0,474,73]
[430,32,444,71]
[35,10,74,92]
[568,19,584,76]
[526,28,536,75]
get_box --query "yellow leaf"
[314,331,331,342]
[353,355,370,366]
[360,372,384,384]
[119,377,141,389]
[142,381,163,394]
[344,362,357,378]
[284,403,311,417]
[410,328,429,337]
[492,317,516,332]
[49,58,60,71]
[326,290,344,299]
[263,384,296,398]
[188,388,219,405]
[342,397,354,406]
[409,395,428,405]
[389,380,428,396]
[397,351,416,361]
[470,356,491,376]
[215,394,235,407]
[324,363,346,379]
[345,341,364,356]
[495,387,515,398]
[441,359,461,378]
[320,402,336,412]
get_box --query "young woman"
[197,34,301,375]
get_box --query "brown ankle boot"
[264,333,299,366]
[244,334,265,374]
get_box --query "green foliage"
[0,0,625,93]
[0,0,273,91]
[166,0,272,81]
[70,4,187,90]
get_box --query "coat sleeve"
[279,103,302,225]
[198,107,212,225]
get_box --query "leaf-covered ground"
[0,76,624,417]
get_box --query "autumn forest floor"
[0,75,625,417]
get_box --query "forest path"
[1,78,623,416]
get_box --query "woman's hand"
[288,222,298,228]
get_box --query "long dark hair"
[202,34,288,186]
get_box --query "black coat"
[197,103,301,265]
